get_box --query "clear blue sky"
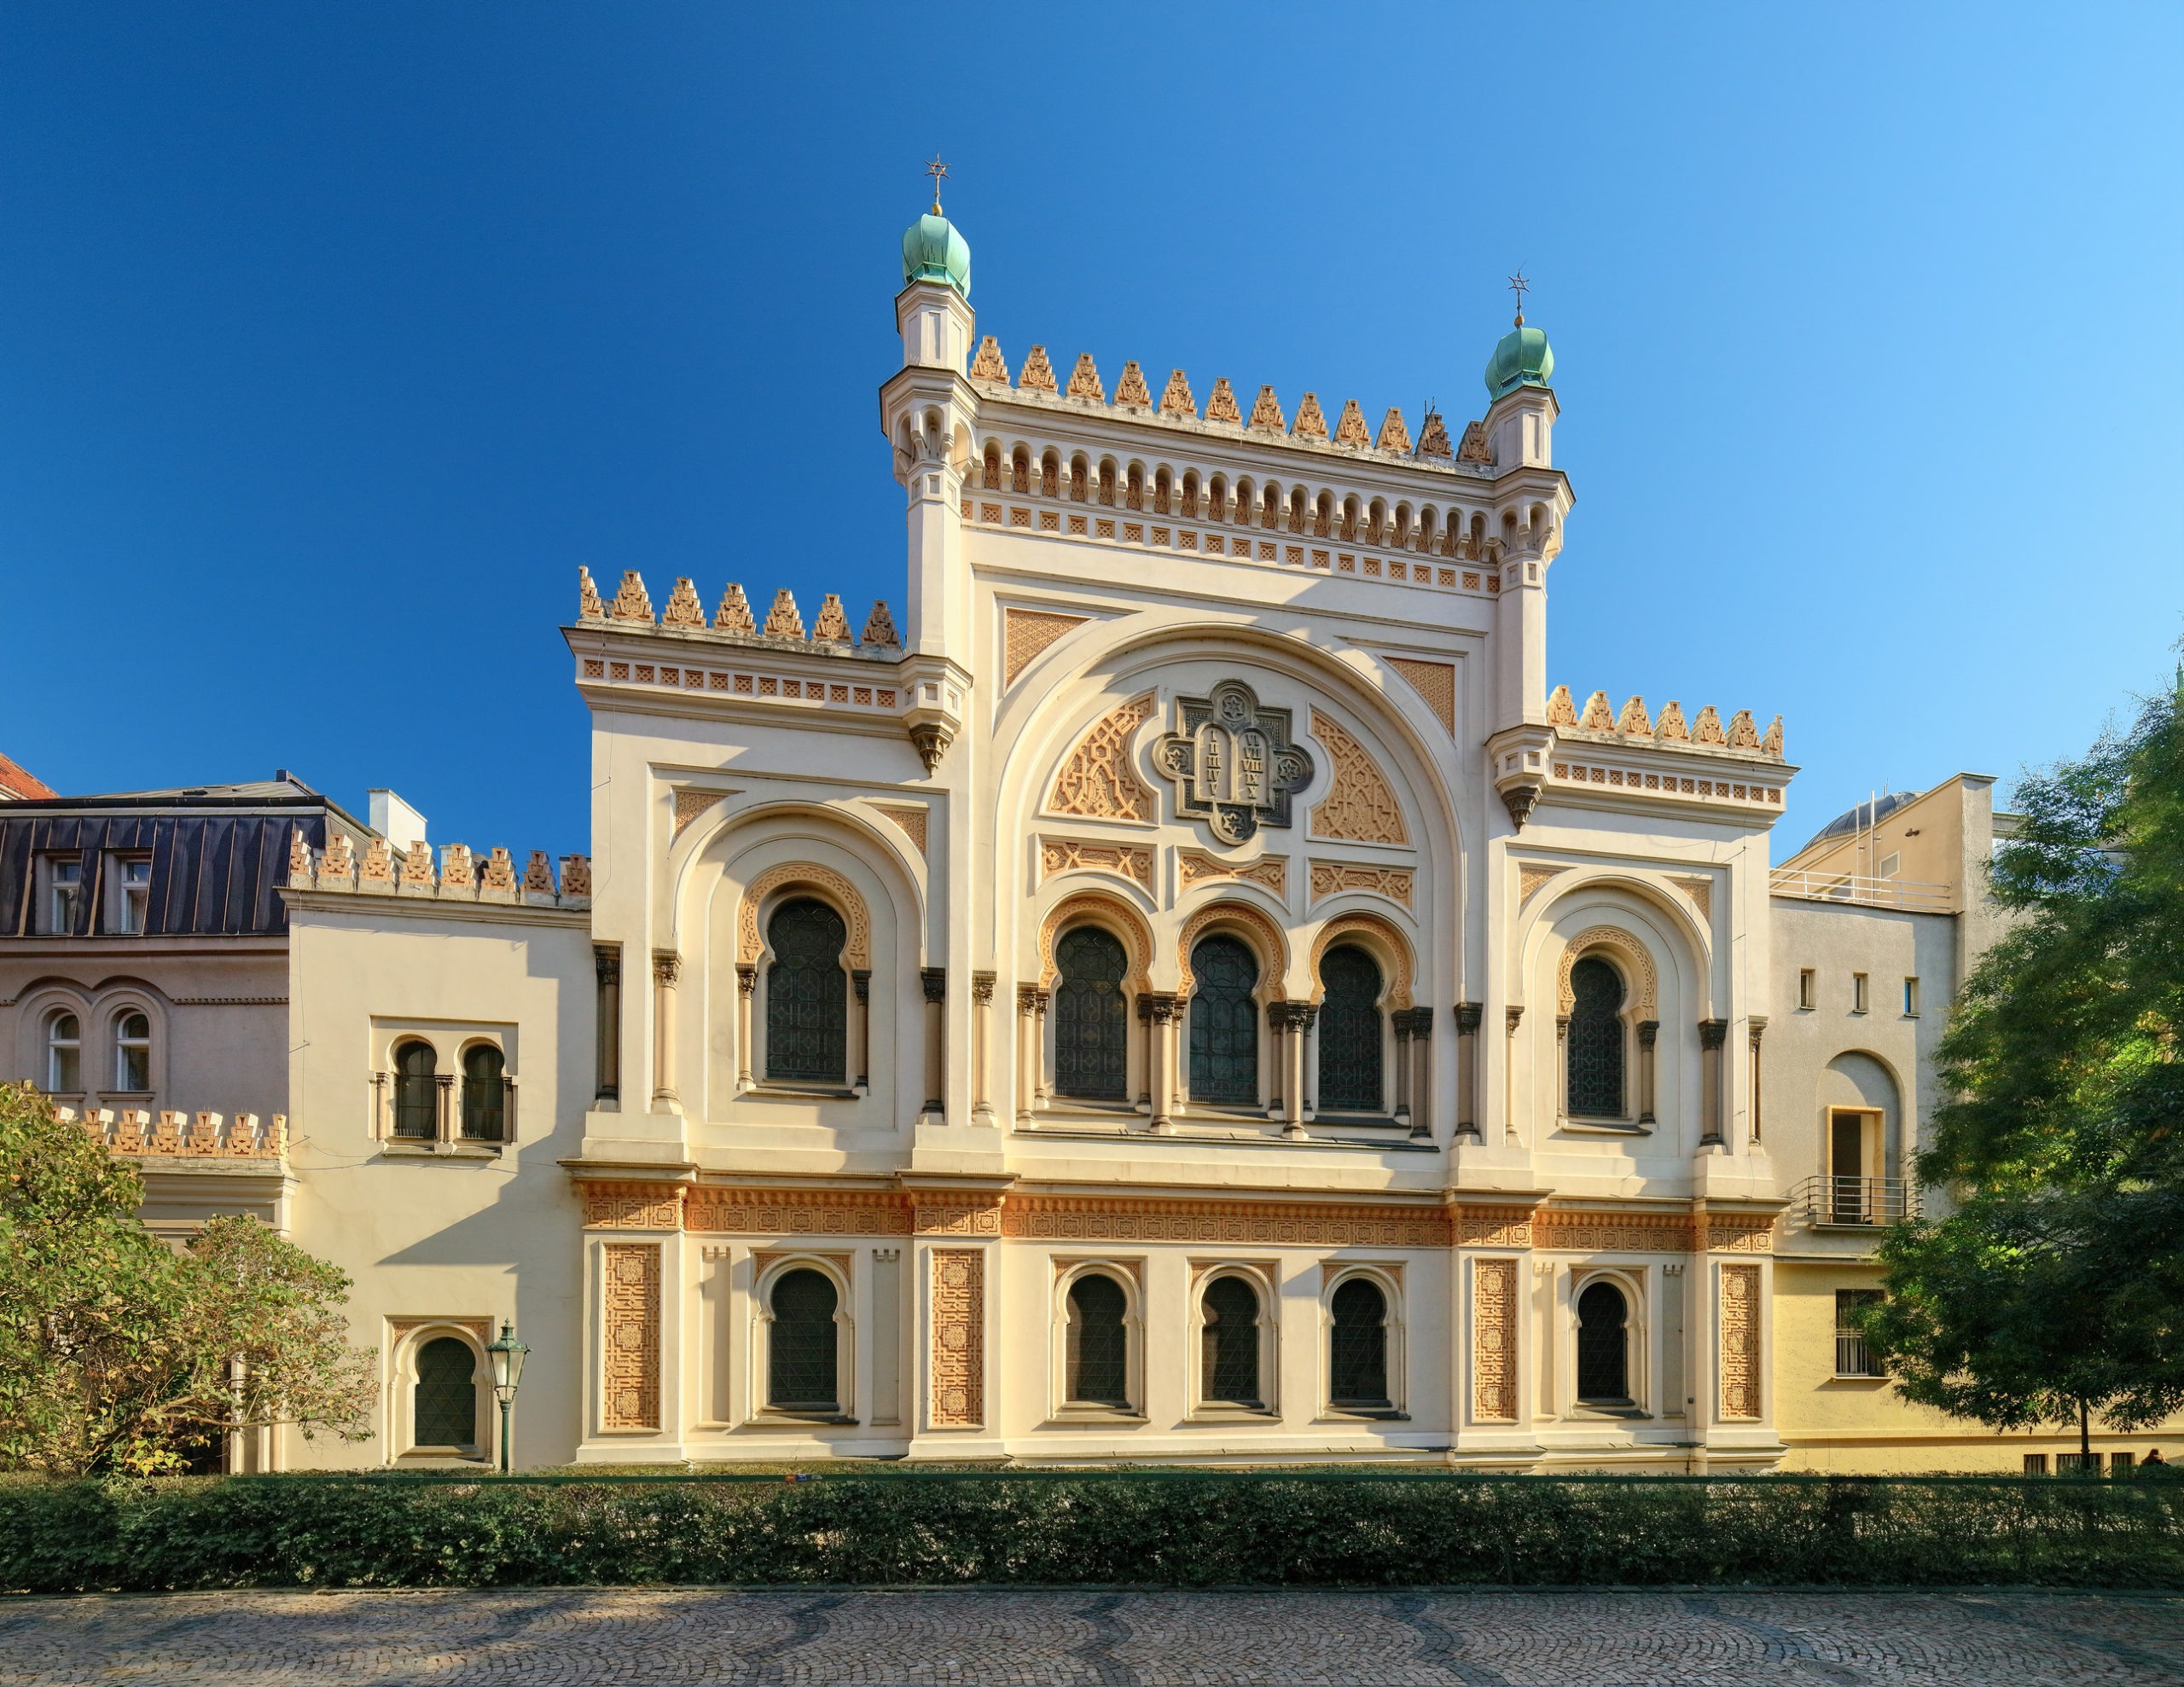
[4,3,2178,859]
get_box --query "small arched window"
[765,898,848,1084]
[1053,926,1129,1102]
[1188,935,1259,1106]
[1317,946,1384,1114]
[1201,1275,1263,1406]
[1330,1278,1390,1408]
[1567,956,1626,1117]
[1577,1280,1631,1403]
[461,1044,506,1142]
[768,1267,839,1410]
[982,443,1002,490]
[413,1336,477,1447]
[392,1040,438,1139]
[45,1011,81,1093]
[114,1011,151,1092]
[1066,1272,1130,1407]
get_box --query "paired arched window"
[767,1267,839,1410]
[1576,1279,1631,1403]
[392,1040,438,1139]
[765,898,848,1084]
[1188,935,1258,1105]
[1053,926,1129,1101]
[1329,1278,1391,1408]
[461,1044,505,1142]
[413,1336,477,1447]
[113,1011,151,1092]
[1200,1275,1263,1406]
[1065,1272,1130,1407]
[1567,956,1626,1117]
[1317,945,1383,1113]
[44,1010,81,1093]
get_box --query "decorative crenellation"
[288,826,591,908]
[575,568,903,654]
[1548,686,1786,762]
[66,1106,288,1160]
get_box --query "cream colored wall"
[282,896,594,1470]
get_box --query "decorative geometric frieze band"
[1040,836,1153,890]
[601,1243,662,1431]
[686,1189,912,1236]
[1001,1195,1449,1249]
[1310,860,1414,908]
[1177,849,1287,895]
[582,1182,687,1230]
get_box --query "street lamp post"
[485,1320,530,1475]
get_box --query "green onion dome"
[901,212,971,299]
[1484,322,1554,398]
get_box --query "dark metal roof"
[1802,789,1923,854]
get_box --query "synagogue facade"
[23,199,2098,1472]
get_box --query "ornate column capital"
[1699,1017,1729,1051]
[653,950,682,988]
[921,967,948,1004]
[972,970,996,1006]
[1454,1000,1483,1035]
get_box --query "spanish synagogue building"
[7,196,2057,1472]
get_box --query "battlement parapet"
[286,831,590,910]
[61,1105,288,1162]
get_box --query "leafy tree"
[0,1082,375,1474]
[1861,667,2184,1460]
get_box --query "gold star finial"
[926,154,949,215]
[1507,268,1531,327]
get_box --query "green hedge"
[3,1471,2177,1593]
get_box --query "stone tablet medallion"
[1155,680,1314,847]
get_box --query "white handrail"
[1769,869,1954,913]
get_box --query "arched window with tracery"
[1317,945,1383,1114]
[413,1336,477,1447]
[1577,1279,1631,1403]
[1330,1277,1390,1408]
[392,1039,437,1139]
[1201,1275,1263,1406]
[767,1267,839,1410]
[461,1043,506,1141]
[1066,1272,1130,1407]
[1188,934,1258,1106]
[765,898,848,1084]
[1566,955,1626,1117]
[1053,926,1129,1101]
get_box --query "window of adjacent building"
[113,1011,152,1092]
[764,899,848,1084]
[42,855,83,935]
[392,1040,438,1139]
[109,855,152,934]
[1576,1279,1631,1404]
[1851,972,1869,1014]
[1902,977,1920,1017]
[460,1044,505,1142]
[1329,1277,1391,1410]
[1877,851,1901,879]
[1565,956,1626,1118]
[1798,969,1815,1010]
[2023,1453,2048,1475]
[1188,934,1258,1106]
[1053,926,1129,1102]
[1834,1290,1884,1377]
[1317,944,1385,1114]
[1199,1275,1263,1407]
[45,1011,82,1093]
[766,1268,839,1412]
[1064,1272,1130,1408]
[411,1336,478,1449]
[2111,1452,2135,1472]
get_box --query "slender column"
[434,1072,454,1143]
[1146,994,1180,1133]
[735,964,756,1090]
[1747,1016,1767,1144]
[1504,1006,1524,1142]
[652,951,682,1106]
[1637,1020,1660,1124]
[1554,1012,1570,1125]
[1391,1012,1413,1125]
[1699,1017,1729,1145]
[1279,1002,1314,1136]
[1034,991,1050,1105]
[593,945,621,1104]
[1407,1006,1433,1139]
[1264,1000,1285,1118]
[1015,985,1040,1122]
[1455,1001,1482,1139]
[921,968,947,1117]
[851,970,872,1091]
[1136,994,1154,1113]
[972,971,996,1122]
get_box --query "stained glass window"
[461,1044,505,1141]
[1577,1279,1629,1402]
[1567,956,1625,1117]
[1054,926,1129,1101]
[413,1336,476,1446]
[1066,1272,1130,1406]
[1317,945,1383,1113]
[1330,1277,1390,1406]
[392,1040,437,1139]
[1188,935,1259,1105]
[1201,1275,1262,1406]
[766,899,847,1083]
[768,1268,839,1409]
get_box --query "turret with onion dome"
[901,166,971,300]
[1484,314,1554,397]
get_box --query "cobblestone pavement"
[2,1587,2180,1686]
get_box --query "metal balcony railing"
[1796,1174,1919,1228]
[1769,869,1954,913]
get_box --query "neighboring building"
[46,200,2155,1475]
[0,752,56,802]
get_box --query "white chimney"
[368,789,427,855]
